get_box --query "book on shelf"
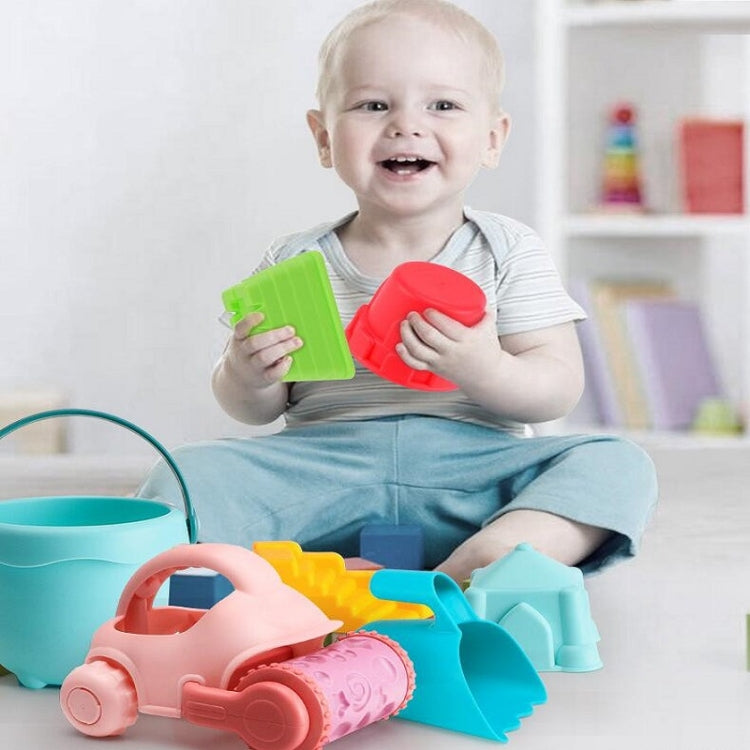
[574,278,675,429]
[571,280,621,427]
[622,299,722,431]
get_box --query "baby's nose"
[386,111,425,138]
[387,124,425,138]
[388,126,424,138]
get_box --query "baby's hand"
[395,309,501,389]
[225,311,303,388]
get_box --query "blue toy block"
[169,568,233,609]
[359,524,424,570]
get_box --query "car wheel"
[60,660,138,737]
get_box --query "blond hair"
[315,0,505,113]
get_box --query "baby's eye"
[359,101,388,112]
[429,100,458,112]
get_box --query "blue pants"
[138,416,657,573]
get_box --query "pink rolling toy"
[185,632,414,749]
[60,543,414,749]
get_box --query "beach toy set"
[0,415,592,747]
[252,542,555,742]
[221,250,487,392]
[60,543,414,748]
[55,541,553,747]
[0,260,601,747]
[0,411,595,747]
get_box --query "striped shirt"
[254,208,585,435]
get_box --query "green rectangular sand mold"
[222,251,355,382]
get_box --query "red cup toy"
[345,262,486,391]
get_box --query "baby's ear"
[482,111,511,169]
[306,110,332,168]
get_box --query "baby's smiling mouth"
[379,156,435,175]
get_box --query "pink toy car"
[60,543,414,749]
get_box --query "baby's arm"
[211,311,303,425]
[396,310,583,423]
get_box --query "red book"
[679,119,744,214]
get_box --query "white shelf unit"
[535,0,750,446]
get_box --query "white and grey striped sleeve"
[494,228,585,336]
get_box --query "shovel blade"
[365,619,546,742]
[457,620,546,738]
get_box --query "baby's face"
[308,13,508,219]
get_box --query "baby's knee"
[606,436,656,485]
[591,436,658,515]
[571,433,650,470]
[564,435,658,504]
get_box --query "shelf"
[538,0,750,441]
[564,1,750,33]
[563,213,750,237]
[563,424,750,450]
[0,455,151,500]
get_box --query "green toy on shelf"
[221,251,355,382]
[691,397,742,436]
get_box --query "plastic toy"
[253,541,431,632]
[362,569,546,742]
[222,251,355,382]
[346,261,486,391]
[464,543,602,672]
[184,632,414,748]
[692,397,742,436]
[599,102,645,212]
[0,408,197,689]
[359,523,424,570]
[168,568,233,608]
[61,543,415,748]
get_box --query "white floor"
[2,446,750,749]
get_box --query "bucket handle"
[369,570,477,633]
[0,408,197,544]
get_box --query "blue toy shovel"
[361,570,546,742]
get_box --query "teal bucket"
[0,409,198,689]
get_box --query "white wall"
[0,1,536,454]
